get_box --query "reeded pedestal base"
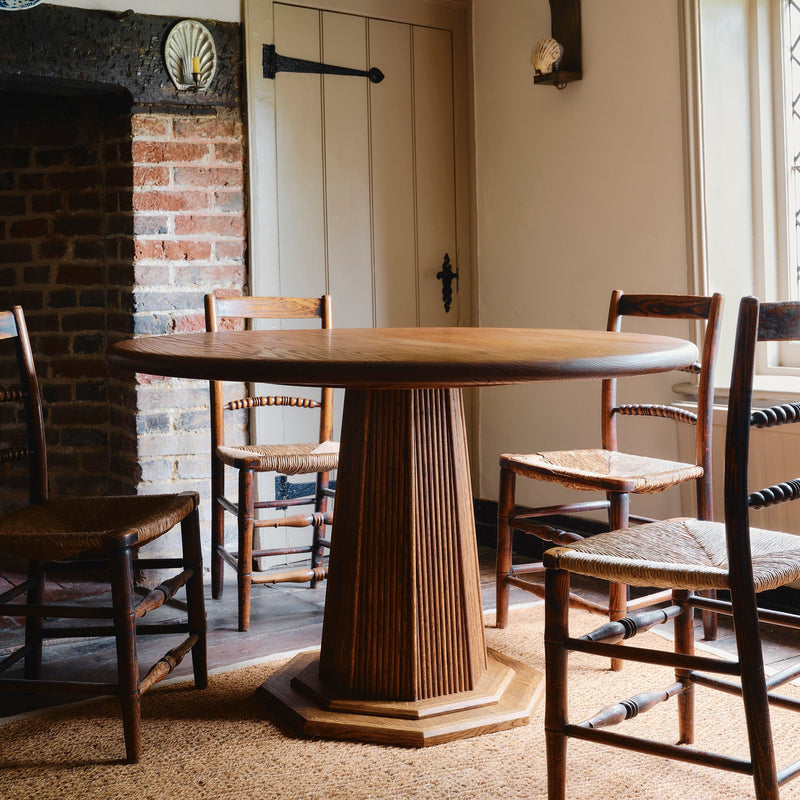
[258,388,543,745]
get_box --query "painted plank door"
[243,0,472,565]
[268,2,466,327]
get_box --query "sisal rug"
[1,605,799,800]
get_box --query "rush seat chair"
[542,295,800,800]
[205,294,338,632]
[496,291,723,664]
[0,305,207,764]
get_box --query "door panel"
[413,25,458,326]
[272,2,462,327]
[323,12,374,327]
[274,4,326,297]
[369,19,417,327]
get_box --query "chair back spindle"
[0,307,47,504]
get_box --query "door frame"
[242,0,476,323]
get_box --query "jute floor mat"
[1,605,798,800]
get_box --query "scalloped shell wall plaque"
[531,37,564,75]
[165,19,217,91]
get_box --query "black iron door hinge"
[263,44,384,83]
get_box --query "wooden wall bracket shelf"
[535,0,582,88]
[533,70,581,88]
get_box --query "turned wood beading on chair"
[678,360,703,375]
[0,445,31,464]
[614,403,699,425]
[0,384,38,471]
[749,479,800,508]
[225,395,322,411]
[747,403,800,507]
[0,387,26,402]
[751,402,800,428]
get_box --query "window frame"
[682,0,800,384]
[774,0,800,367]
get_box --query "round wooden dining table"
[107,326,698,746]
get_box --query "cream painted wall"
[473,0,696,517]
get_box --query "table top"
[106,327,699,389]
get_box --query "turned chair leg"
[181,507,208,689]
[696,478,718,641]
[237,467,255,632]
[700,590,718,641]
[109,544,142,764]
[673,590,695,744]
[545,567,570,800]
[734,591,780,800]
[210,458,225,600]
[495,467,516,629]
[608,492,630,671]
[23,558,44,680]
[310,470,329,589]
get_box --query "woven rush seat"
[215,440,340,474]
[501,449,704,493]
[0,494,197,561]
[543,517,800,592]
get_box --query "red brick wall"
[110,109,246,529]
[0,93,126,510]
[0,95,247,544]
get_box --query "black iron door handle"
[436,253,458,313]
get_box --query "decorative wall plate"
[0,0,43,9]
[164,19,217,91]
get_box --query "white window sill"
[674,376,800,406]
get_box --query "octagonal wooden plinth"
[257,647,543,747]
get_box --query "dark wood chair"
[496,291,724,664]
[205,294,338,632]
[0,306,207,764]
[543,295,800,800]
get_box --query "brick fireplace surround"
[0,5,247,556]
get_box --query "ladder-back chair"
[205,294,338,632]
[497,291,723,664]
[543,295,800,799]
[0,306,207,764]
